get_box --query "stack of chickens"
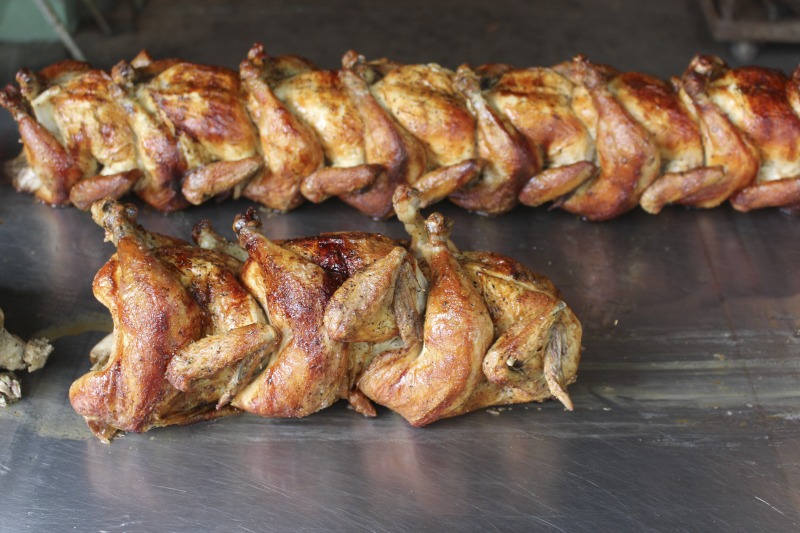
[69,187,582,441]
[2,44,800,220]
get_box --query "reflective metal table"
[1,162,798,530]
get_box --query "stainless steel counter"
[1,170,798,530]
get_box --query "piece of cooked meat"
[0,306,54,406]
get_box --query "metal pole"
[79,0,112,36]
[31,0,87,62]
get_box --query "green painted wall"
[0,0,79,42]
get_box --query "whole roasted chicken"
[70,187,581,441]
[69,200,276,441]
[3,45,799,219]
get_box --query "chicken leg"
[358,187,494,426]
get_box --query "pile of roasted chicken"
[68,187,581,441]
[3,44,800,220]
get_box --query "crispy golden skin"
[239,44,323,211]
[550,57,662,220]
[371,63,482,208]
[69,200,275,442]
[8,47,798,218]
[71,192,581,440]
[358,187,580,425]
[721,66,800,211]
[486,67,596,207]
[1,62,133,206]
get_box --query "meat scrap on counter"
[0,307,53,406]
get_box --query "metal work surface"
[1,178,799,531]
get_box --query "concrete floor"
[2,0,800,85]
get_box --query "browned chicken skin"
[448,64,539,215]
[550,56,662,221]
[369,61,483,208]
[666,55,761,210]
[69,200,277,442]
[239,44,322,211]
[71,190,581,440]
[2,63,130,206]
[486,66,596,207]
[6,46,797,218]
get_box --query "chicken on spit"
[3,45,800,219]
[70,188,581,440]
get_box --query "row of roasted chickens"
[69,187,582,442]
[2,44,799,220]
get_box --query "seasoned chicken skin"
[358,187,580,424]
[1,61,138,207]
[6,44,800,220]
[6,46,800,217]
[71,192,581,440]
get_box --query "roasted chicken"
[69,200,277,441]
[70,188,581,441]
[3,45,800,219]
